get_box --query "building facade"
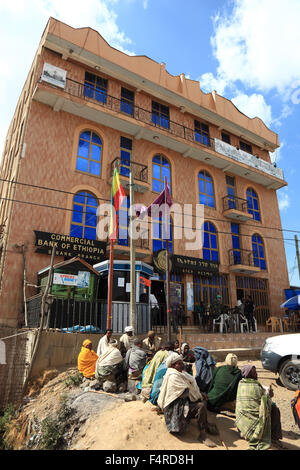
[0,18,289,328]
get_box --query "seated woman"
[95,339,124,389]
[77,339,98,379]
[207,353,242,413]
[141,342,174,401]
[235,365,284,450]
[181,343,195,376]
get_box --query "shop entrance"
[151,280,166,327]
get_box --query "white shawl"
[97,335,110,356]
[157,368,203,411]
[120,333,134,351]
[96,344,123,367]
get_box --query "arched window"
[202,222,219,262]
[252,234,267,270]
[152,215,173,253]
[152,155,171,193]
[70,191,98,240]
[246,188,261,221]
[198,171,215,208]
[76,130,102,176]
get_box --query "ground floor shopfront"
[151,271,270,327]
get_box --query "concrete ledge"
[208,347,261,362]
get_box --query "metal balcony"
[34,76,286,190]
[228,249,261,275]
[112,237,150,260]
[222,196,254,222]
[110,157,148,193]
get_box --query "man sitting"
[157,353,218,448]
[95,339,124,391]
[119,326,135,357]
[207,353,242,413]
[124,338,147,380]
[78,339,98,379]
[142,330,162,358]
[96,329,113,356]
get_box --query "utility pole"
[295,235,300,279]
[130,160,136,332]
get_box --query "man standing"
[157,353,217,448]
[244,295,256,332]
[97,329,113,357]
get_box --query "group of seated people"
[78,329,285,450]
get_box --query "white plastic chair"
[240,315,257,332]
[240,315,248,332]
[213,314,229,333]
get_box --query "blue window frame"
[246,188,261,221]
[84,72,107,104]
[202,222,219,262]
[252,234,267,270]
[70,191,98,240]
[152,101,169,129]
[120,87,134,116]
[226,175,236,209]
[152,215,173,253]
[198,171,215,208]
[231,223,241,264]
[195,120,210,146]
[76,131,102,177]
[120,137,132,178]
[118,196,130,247]
[152,154,171,193]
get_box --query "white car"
[261,333,300,390]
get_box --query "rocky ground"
[4,360,300,451]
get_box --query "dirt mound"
[4,360,300,451]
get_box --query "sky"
[0,0,299,287]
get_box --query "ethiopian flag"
[110,167,125,241]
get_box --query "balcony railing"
[223,195,249,213]
[111,157,148,183]
[40,76,215,150]
[38,76,285,183]
[229,249,256,267]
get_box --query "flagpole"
[164,176,171,342]
[107,238,114,330]
[130,158,136,332]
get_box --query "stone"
[103,381,117,393]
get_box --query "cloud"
[0,0,136,159]
[209,0,300,94]
[231,92,273,127]
[269,141,285,164]
[278,191,290,211]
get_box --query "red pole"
[107,238,114,329]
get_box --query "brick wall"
[0,328,34,411]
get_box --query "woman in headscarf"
[181,343,195,376]
[207,353,242,413]
[235,365,284,450]
[141,342,174,401]
[157,352,218,448]
[95,339,124,387]
[78,339,98,379]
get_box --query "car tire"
[279,359,300,391]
